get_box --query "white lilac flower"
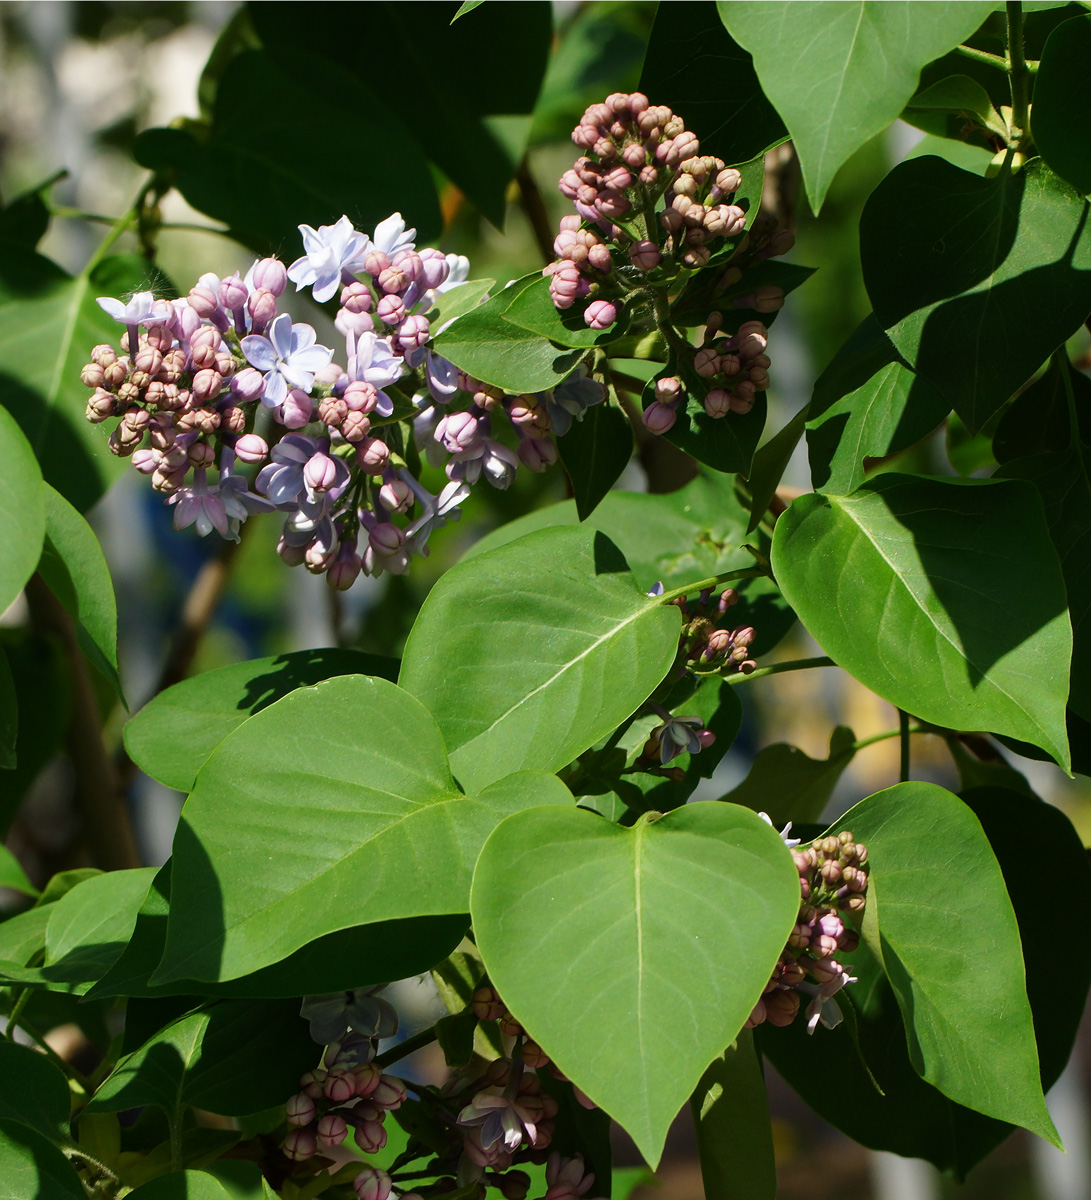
[241,314,333,407]
[758,812,803,849]
[425,350,459,403]
[798,971,857,1035]
[437,252,471,292]
[96,291,161,327]
[300,987,399,1045]
[403,477,470,556]
[457,1089,534,1154]
[368,212,416,259]
[349,331,403,417]
[168,470,229,539]
[288,216,370,304]
[540,365,606,437]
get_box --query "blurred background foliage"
[1,3,1089,1198]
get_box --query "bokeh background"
[1,3,1089,1198]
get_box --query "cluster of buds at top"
[83,214,601,590]
[747,824,868,1034]
[673,586,758,676]
[281,1035,408,1172]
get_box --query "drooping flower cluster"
[282,987,407,1190]
[83,213,604,588]
[546,92,794,434]
[746,824,868,1034]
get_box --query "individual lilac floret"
[457,1089,536,1154]
[368,212,416,260]
[758,812,802,849]
[300,986,399,1045]
[349,332,403,417]
[255,434,320,505]
[288,216,370,304]
[168,470,229,539]
[650,712,707,764]
[436,253,471,293]
[242,313,333,407]
[96,291,161,327]
[402,475,470,555]
[540,367,606,437]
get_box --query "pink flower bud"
[336,307,375,338]
[234,433,268,464]
[191,369,223,403]
[219,272,248,310]
[396,314,430,353]
[277,536,307,567]
[584,300,617,330]
[602,165,632,191]
[353,1062,382,1098]
[283,1127,317,1161]
[86,388,118,423]
[190,407,221,435]
[418,247,450,290]
[377,294,405,325]
[318,396,348,428]
[188,441,214,469]
[380,479,412,513]
[278,389,314,429]
[343,380,379,413]
[252,257,287,296]
[130,448,159,474]
[704,388,731,418]
[91,344,117,367]
[247,288,277,331]
[694,348,721,379]
[355,437,391,473]
[642,400,678,434]
[353,1167,392,1200]
[764,990,799,1027]
[317,1113,349,1149]
[730,382,756,414]
[152,466,185,493]
[285,1093,315,1126]
[364,250,391,277]
[304,451,339,494]
[654,376,681,402]
[340,281,373,313]
[342,411,371,441]
[377,265,408,295]
[327,542,362,591]
[393,250,423,284]
[353,1119,388,1154]
[81,362,106,389]
[306,539,338,574]
[629,241,660,271]
[517,437,557,472]
[371,1076,407,1110]
[187,285,219,319]
[587,244,612,272]
[594,189,630,219]
[369,524,405,557]
[436,409,481,452]
[737,321,768,358]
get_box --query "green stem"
[725,655,835,685]
[954,43,1011,71]
[373,1026,438,1069]
[1054,348,1086,464]
[84,208,137,274]
[657,567,765,605]
[1006,2,1032,150]
[5,989,31,1040]
[852,723,926,752]
[898,709,911,782]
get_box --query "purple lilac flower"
[288,216,370,304]
[654,714,704,764]
[540,366,606,437]
[437,253,471,292]
[758,812,802,849]
[168,470,229,538]
[457,1090,535,1154]
[300,986,398,1045]
[242,314,333,407]
[255,434,320,505]
[348,332,402,417]
[425,350,459,404]
[402,475,470,554]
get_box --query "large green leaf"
[556,398,634,521]
[845,782,1056,1143]
[471,802,800,1167]
[639,2,786,166]
[0,1119,84,1200]
[124,649,398,793]
[400,526,681,794]
[806,314,950,493]
[0,1042,70,1143]
[860,157,1091,432]
[999,440,1091,721]
[1032,14,1091,195]
[0,248,157,512]
[0,405,44,614]
[719,727,856,826]
[86,998,316,1118]
[771,475,1072,766]
[36,484,120,697]
[250,3,552,229]
[155,675,571,984]
[129,1171,233,1200]
[135,50,441,252]
[432,283,584,394]
[719,1,996,212]
[90,861,468,1001]
[690,1033,775,1200]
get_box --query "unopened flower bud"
[418,247,450,290]
[642,400,678,434]
[317,1113,348,1149]
[219,273,248,311]
[629,240,660,271]
[396,314,430,353]
[325,1065,357,1104]
[283,1127,317,1161]
[364,250,391,277]
[654,376,682,402]
[517,436,557,472]
[318,396,348,427]
[188,441,214,469]
[340,281,373,313]
[103,361,128,390]
[472,985,506,1021]
[380,479,412,513]
[342,411,371,441]
[377,294,405,325]
[285,1093,315,1126]
[764,989,800,1027]
[278,389,314,429]
[86,388,118,423]
[343,380,379,413]
[353,1167,392,1200]
[234,433,268,464]
[91,344,117,368]
[355,437,390,473]
[694,347,721,378]
[353,1119,387,1154]
[247,288,277,331]
[252,257,287,296]
[190,406,221,435]
[277,535,307,567]
[191,369,223,404]
[584,299,617,330]
[304,451,339,494]
[371,1076,407,1110]
[219,404,247,434]
[81,362,106,389]
[187,285,219,319]
[130,447,159,474]
[369,523,405,557]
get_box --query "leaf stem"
[656,567,766,605]
[374,1026,438,1069]
[1053,348,1086,465]
[725,655,835,685]
[852,723,926,752]
[954,43,1011,71]
[1006,2,1032,151]
[898,708,911,782]
[5,988,31,1040]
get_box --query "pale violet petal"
[241,335,277,371]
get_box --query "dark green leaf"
[128,1171,233,1200]
[501,277,630,350]
[36,484,120,698]
[0,1042,70,1142]
[861,157,1091,432]
[435,1009,477,1069]
[124,649,398,794]
[557,398,634,520]
[400,526,681,793]
[86,998,316,1117]
[720,1,997,211]
[0,648,15,771]
[691,1033,775,1200]
[0,175,59,249]
[845,782,1056,1142]
[658,391,767,478]
[771,475,1072,766]
[806,314,950,493]
[719,726,856,826]
[471,802,801,1166]
[1031,14,1091,194]
[156,675,571,984]
[745,403,809,532]
[0,405,45,614]
[0,1118,85,1200]
[135,49,441,253]
[992,360,1091,464]
[639,3,786,166]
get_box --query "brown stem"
[516,157,556,266]
[25,575,140,871]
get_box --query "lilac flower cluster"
[746,825,868,1034]
[84,213,599,589]
[282,988,407,1189]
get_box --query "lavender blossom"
[242,314,333,407]
[288,216,370,304]
[367,212,416,260]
